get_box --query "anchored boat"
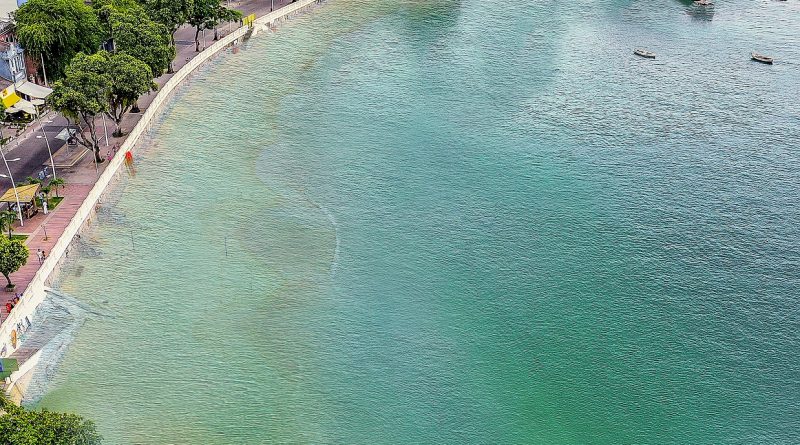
[751,52,773,64]
[634,49,656,59]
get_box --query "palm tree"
[40,185,51,209]
[0,214,7,238]
[0,210,17,238]
[49,177,65,198]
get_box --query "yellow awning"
[6,98,36,115]
[1,88,20,109]
[0,183,40,203]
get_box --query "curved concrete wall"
[2,0,323,393]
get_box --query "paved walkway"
[0,0,299,324]
[0,184,92,325]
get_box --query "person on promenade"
[41,250,47,260]
[36,249,43,264]
[39,192,48,215]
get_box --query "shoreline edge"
[0,0,326,402]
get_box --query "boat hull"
[751,53,774,64]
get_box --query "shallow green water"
[37,0,800,443]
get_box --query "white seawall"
[1,0,324,398]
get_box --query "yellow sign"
[243,13,256,27]
[1,86,20,109]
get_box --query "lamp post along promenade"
[0,148,24,226]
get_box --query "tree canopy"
[95,0,175,78]
[0,236,28,288]
[13,0,102,80]
[49,52,112,162]
[93,0,139,41]
[143,0,193,72]
[105,52,158,136]
[188,0,241,52]
[0,396,101,445]
[145,0,194,36]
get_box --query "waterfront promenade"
[0,0,296,326]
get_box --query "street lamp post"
[101,113,110,147]
[40,53,48,87]
[36,108,56,180]
[0,151,24,226]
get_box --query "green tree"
[0,396,102,444]
[114,16,174,78]
[49,177,66,198]
[0,210,16,238]
[188,0,241,52]
[105,53,158,136]
[0,236,27,289]
[211,4,241,41]
[13,0,102,80]
[143,0,193,72]
[97,0,175,78]
[49,53,111,163]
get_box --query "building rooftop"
[0,0,16,22]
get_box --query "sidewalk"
[0,0,299,324]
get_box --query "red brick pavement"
[0,184,92,324]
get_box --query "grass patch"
[7,234,28,241]
[47,196,64,210]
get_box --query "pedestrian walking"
[41,250,47,260]
[36,249,43,264]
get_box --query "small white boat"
[751,52,774,64]
[694,0,713,5]
[634,49,656,59]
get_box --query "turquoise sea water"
[36,0,800,443]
